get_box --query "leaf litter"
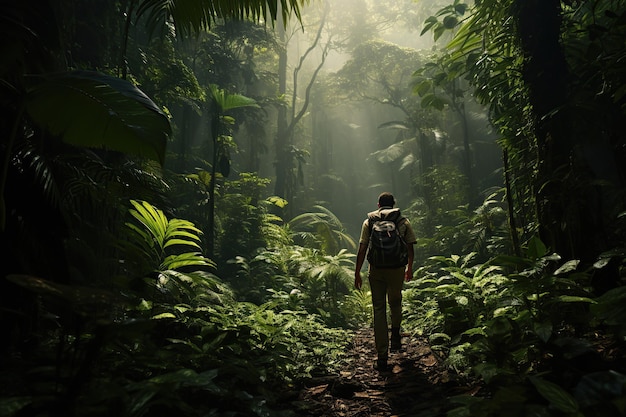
[285,328,481,416]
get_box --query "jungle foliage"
[2,0,626,416]
[404,0,626,415]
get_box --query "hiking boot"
[374,356,388,371]
[390,328,402,352]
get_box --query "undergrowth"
[403,238,626,417]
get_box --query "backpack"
[366,208,408,268]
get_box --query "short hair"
[378,192,395,207]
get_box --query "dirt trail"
[291,328,480,417]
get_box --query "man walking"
[354,192,416,371]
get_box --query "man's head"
[378,192,395,208]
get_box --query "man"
[354,192,416,371]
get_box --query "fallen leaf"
[420,355,437,366]
[309,384,328,396]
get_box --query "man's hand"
[354,243,367,290]
[404,267,412,282]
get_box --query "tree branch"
[291,2,329,121]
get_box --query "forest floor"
[285,328,482,417]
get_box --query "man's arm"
[405,242,414,282]
[354,243,368,289]
[401,218,416,282]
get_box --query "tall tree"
[425,0,626,270]
[274,1,331,216]
[206,84,259,256]
[514,0,573,259]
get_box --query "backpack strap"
[366,208,405,235]
[366,210,379,232]
[368,208,402,223]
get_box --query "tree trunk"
[516,0,574,259]
[274,21,290,207]
[503,148,521,257]
[274,5,330,217]
[449,79,474,204]
[207,106,220,258]
[119,0,137,80]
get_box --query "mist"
[6,2,626,415]
[227,0,502,240]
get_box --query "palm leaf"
[370,141,407,163]
[129,200,169,249]
[288,206,357,254]
[378,120,411,130]
[127,200,211,272]
[208,83,259,112]
[136,0,307,37]
[164,218,203,248]
[161,252,214,270]
[333,231,357,251]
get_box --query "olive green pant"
[368,266,404,359]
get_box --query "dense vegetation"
[2,0,626,416]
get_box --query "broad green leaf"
[529,376,579,413]
[526,236,547,260]
[454,3,468,15]
[553,260,580,275]
[25,71,169,164]
[421,93,448,110]
[473,362,499,383]
[420,16,439,36]
[553,295,596,304]
[462,327,486,337]
[593,257,612,269]
[443,15,458,29]
[267,196,289,208]
[534,321,553,343]
[488,316,512,336]
[166,338,203,353]
[152,312,176,319]
[575,371,626,408]
[434,25,446,42]
[413,79,433,96]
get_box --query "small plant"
[406,235,626,417]
[340,286,373,329]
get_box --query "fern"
[288,205,357,255]
[125,199,215,271]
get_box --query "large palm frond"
[124,200,227,303]
[126,199,212,270]
[288,205,357,254]
[137,0,309,37]
[208,83,260,113]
